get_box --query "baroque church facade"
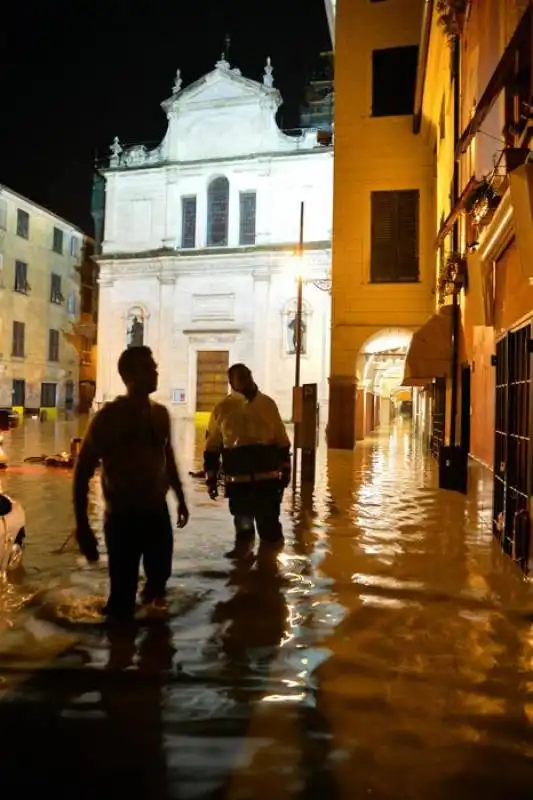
[95,54,333,420]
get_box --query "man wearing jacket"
[204,363,291,558]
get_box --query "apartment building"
[0,185,85,417]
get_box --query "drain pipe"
[449,35,461,446]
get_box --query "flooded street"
[1,417,533,797]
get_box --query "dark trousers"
[104,505,173,618]
[227,480,283,544]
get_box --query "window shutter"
[396,190,419,281]
[371,192,396,282]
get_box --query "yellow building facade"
[0,185,85,418]
[328,0,435,449]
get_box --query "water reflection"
[0,420,532,795]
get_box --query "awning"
[402,306,453,387]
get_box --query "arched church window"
[126,306,146,349]
[207,177,229,247]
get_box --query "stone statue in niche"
[127,315,144,348]
[287,314,307,355]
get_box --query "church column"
[253,269,270,389]
[155,275,176,406]
[95,275,113,406]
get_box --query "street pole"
[292,201,305,494]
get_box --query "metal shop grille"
[493,323,532,573]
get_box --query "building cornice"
[99,146,333,176]
[97,244,331,282]
[97,240,331,262]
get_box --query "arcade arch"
[355,327,415,440]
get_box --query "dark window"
[239,192,257,245]
[181,196,197,248]
[49,329,60,362]
[207,177,229,247]
[16,209,29,239]
[12,379,25,407]
[41,383,57,408]
[14,260,29,293]
[50,273,63,304]
[12,321,25,358]
[53,227,64,254]
[372,46,419,117]
[370,190,419,283]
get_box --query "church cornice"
[97,240,331,263]
[99,145,333,176]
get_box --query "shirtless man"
[73,346,189,621]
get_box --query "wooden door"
[196,351,229,412]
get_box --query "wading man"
[73,346,189,621]
[204,363,291,558]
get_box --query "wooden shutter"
[396,190,419,281]
[371,190,419,282]
[371,192,396,282]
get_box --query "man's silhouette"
[73,346,189,621]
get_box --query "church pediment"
[161,60,281,115]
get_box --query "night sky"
[1,0,330,234]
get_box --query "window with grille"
[12,321,25,358]
[207,177,229,247]
[372,46,418,117]
[239,192,256,245]
[14,260,29,293]
[181,196,197,248]
[49,329,60,362]
[53,227,64,254]
[41,382,57,408]
[50,273,63,303]
[16,209,29,239]
[370,190,419,283]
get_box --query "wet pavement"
[1,417,533,798]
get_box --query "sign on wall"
[171,389,186,404]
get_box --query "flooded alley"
[1,418,533,798]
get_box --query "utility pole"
[292,201,305,493]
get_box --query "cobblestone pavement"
[0,417,533,798]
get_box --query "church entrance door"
[196,350,229,412]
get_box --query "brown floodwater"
[0,416,532,798]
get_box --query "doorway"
[195,351,229,412]
[493,323,532,572]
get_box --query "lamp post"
[292,201,305,493]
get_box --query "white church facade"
[95,55,333,420]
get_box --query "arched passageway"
[355,328,422,441]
